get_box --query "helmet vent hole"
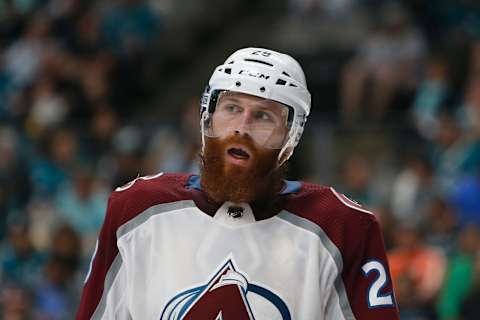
[235,81,241,87]
[276,79,287,85]
[244,58,273,67]
[225,68,232,74]
[289,83,297,87]
[282,71,291,77]
[260,86,266,92]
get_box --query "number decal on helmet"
[251,50,271,57]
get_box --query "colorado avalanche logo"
[160,259,291,319]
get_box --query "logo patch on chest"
[160,258,291,319]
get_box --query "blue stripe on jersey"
[186,175,301,195]
[248,284,292,320]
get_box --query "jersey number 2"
[361,260,394,308]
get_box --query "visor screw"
[260,86,265,92]
[235,81,241,87]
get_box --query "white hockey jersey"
[77,173,399,319]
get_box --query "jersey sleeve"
[343,215,400,319]
[76,194,131,320]
[76,173,190,319]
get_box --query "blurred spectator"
[34,256,77,320]
[426,0,480,42]
[0,126,31,240]
[26,74,70,137]
[179,96,201,147]
[460,249,480,320]
[411,55,450,140]
[54,166,108,255]
[395,274,433,320]
[27,200,58,252]
[372,205,397,250]
[144,127,190,174]
[0,0,41,17]
[436,225,480,320]
[412,44,480,141]
[388,224,446,315]
[0,55,14,120]
[84,106,118,162]
[456,76,480,136]
[178,96,202,173]
[100,0,162,113]
[340,1,426,124]
[46,0,89,50]
[390,154,436,225]
[71,8,102,55]
[111,125,145,188]
[338,154,373,206]
[288,0,356,18]
[424,198,459,256]
[4,14,55,88]
[430,113,480,194]
[49,224,82,274]
[0,223,45,288]
[101,0,161,58]
[0,283,33,320]
[144,97,201,175]
[470,41,480,75]
[29,127,79,197]
[79,51,114,105]
[450,172,480,227]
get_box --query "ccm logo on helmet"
[238,69,270,79]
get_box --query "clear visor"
[203,91,291,149]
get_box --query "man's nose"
[234,111,254,135]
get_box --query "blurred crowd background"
[0,0,479,319]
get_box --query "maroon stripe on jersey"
[76,173,194,320]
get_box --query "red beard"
[200,133,285,204]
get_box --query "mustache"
[218,133,257,150]
[200,133,259,163]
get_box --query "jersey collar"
[186,174,301,195]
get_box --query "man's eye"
[224,104,241,113]
[254,111,273,122]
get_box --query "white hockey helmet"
[200,47,311,165]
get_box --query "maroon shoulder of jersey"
[284,181,376,269]
[284,181,399,319]
[76,172,194,320]
[110,172,193,224]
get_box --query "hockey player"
[77,48,400,319]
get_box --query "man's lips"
[227,147,250,159]
[225,145,252,163]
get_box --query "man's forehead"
[219,91,285,111]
